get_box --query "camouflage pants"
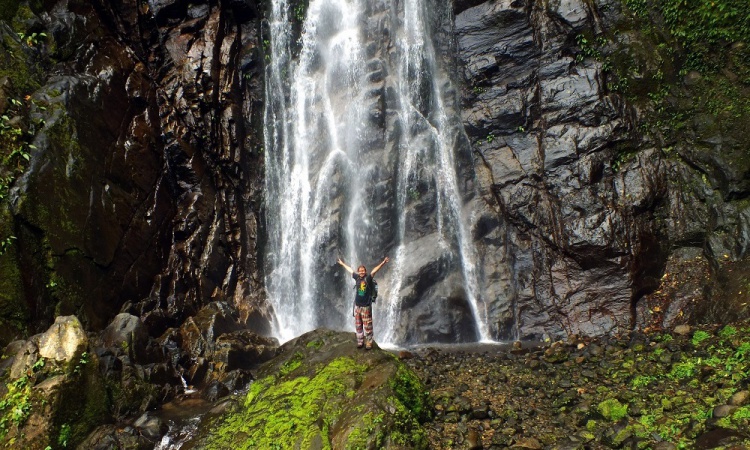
[353,305,373,346]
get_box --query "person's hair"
[357,265,366,272]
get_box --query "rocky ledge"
[182,329,431,449]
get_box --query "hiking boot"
[357,343,364,349]
[365,342,372,350]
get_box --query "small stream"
[153,397,212,449]
[153,395,229,449]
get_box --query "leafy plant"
[669,360,696,380]
[692,330,711,346]
[57,423,71,447]
[293,3,306,22]
[17,31,46,47]
[598,398,628,421]
[0,235,15,256]
[718,325,738,339]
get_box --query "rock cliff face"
[455,0,750,339]
[0,0,747,348]
[457,0,659,339]
[0,0,273,345]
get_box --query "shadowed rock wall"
[0,0,273,345]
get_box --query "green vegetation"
[658,0,750,75]
[204,356,369,449]
[293,1,308,23]
[719,325,738,339]
[390,363,431,422]
[306,338,324,349]
[0,2,54,343]
[691,329,711,346]
[0,374,34,441]
[582,325,750,448]
[576,0,750,168]
[200,343,430,450]
[630,374,656,388]
[278,351,303,376]
[57,423,71,447]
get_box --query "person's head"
[357,265,366,277]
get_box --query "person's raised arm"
[337,257,354,274]
[370,256,389,276]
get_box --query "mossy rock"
[0,208,26,346]
[185,329,430,450]
[0,321,108,449]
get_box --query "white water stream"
[263,0,490,345]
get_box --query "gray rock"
[133,413,167,441]
[102,313,149,362]
[728,390,750,406]
[712,404,738,418]
[9,340,38,380]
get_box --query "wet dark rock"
[143,362,180,385]
[133,413,168,441]
[201,379,230,402]
[513,437,542,449]
[214,330,278,368]
[467,426,483,449]
[78,424,155,450]
[102,313,149,363]
[472,403,491,420]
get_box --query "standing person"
[336,256,389,349]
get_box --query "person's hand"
[337,258,343,265]
[383,256,389,264]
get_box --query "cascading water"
[264,0,492,345]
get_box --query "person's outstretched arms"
[370,256,389,276]
[337,258,354,274]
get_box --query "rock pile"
[405,322,750,449]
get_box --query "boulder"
[186,329,431,449]
[101,313,149,362]
[0,316,107,449]
[37,315,87,363]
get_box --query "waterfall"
[263,0,491,345]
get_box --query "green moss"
[203,356,367,449]
[630,375,656,388]
[278,351,304,376]
[306,338,324,350]
[717,324,737,339]
[0,374,33,442]
[669,360,696,380]
[598,398,629,421]
[0,209,26,345]
[55,351,109,447]
[692,330,712,346]
[389,362,431,421]
[345,412,385,450]
[385,395,428,448]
